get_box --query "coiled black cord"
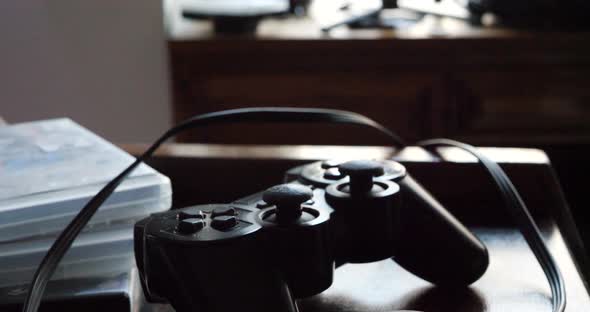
[21,108,564,312]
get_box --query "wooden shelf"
[165,2,590,146]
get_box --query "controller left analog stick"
[262,184,313,224]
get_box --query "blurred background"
[0,1,172,142]
[1,0,589,239]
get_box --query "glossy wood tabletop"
[299,227,587,312]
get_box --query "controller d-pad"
[177,218,206,234]
[212,207,237,218]
[149,204,262,242]
[256,201,272,208]
[178,210,205,220]
[321,159,344,169]
[211,215,238,231]
[323,168,343,180]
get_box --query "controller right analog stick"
[338,160,385,195]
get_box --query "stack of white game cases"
[0,119,171,302]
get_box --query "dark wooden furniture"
[165,6,590,258]
[124,143,590,311]
[166,5,590,146]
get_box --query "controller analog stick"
[262,184,313,224]
[339,160,385,194]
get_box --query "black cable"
[21,108,565,312]
[417,138,566,312]
[21,107,405,312]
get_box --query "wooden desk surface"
[124,143,590,312]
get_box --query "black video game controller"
[134,159,489,312]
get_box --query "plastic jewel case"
[0,118,171,287]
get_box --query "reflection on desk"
[301,228,588,312]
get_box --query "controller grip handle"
[394,175,489,286]
[140,239,300,312]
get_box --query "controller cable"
[21,108,564,312]
[416,138,566,312]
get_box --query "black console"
[134,159,489,312]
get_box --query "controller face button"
[212,207,237,218]
[211,215,238,231]
[177,218,206,234]
[323,168,343,180]
[177,211,205,220]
